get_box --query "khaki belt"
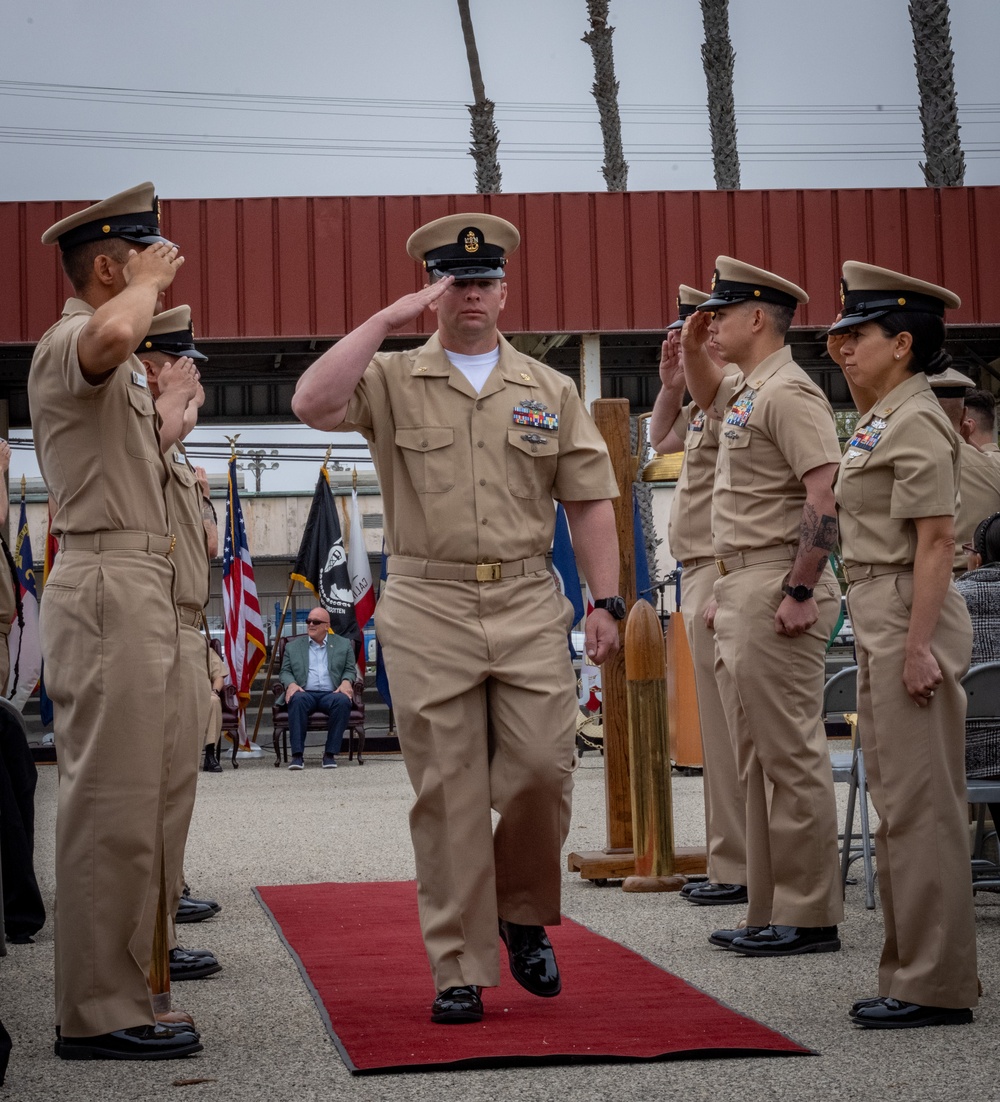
[178,607,203,628]
[60,530,176,556]
[716,545,796,577]
[681,555,716,570]
[387,554,547,583]
[842,563,912,585]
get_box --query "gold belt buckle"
[476,562,502,582]
[715,558,728,577]
[167,534,177,556]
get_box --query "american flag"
[222,456,266,713]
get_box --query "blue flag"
[552,503,585,626]
[375,541,392,711]
[633,491,654,606]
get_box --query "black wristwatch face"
[595,596,627,620]
[783,584,813,603]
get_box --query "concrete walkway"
[3,748,999,1101]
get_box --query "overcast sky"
[2,0,997,201]
[4,0,999,495]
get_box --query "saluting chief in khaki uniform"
[928,369,1000,572]
[137,307,221,983]
[829,262,977,1029]
[650,287,746,905]
[681,257,844,958]
[30,184,203,1060]
[291,214,621,1025]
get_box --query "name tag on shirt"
[131,371,149,389]
[173,451,188,465]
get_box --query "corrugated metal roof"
[4,186,999,343]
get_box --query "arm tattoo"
[202,498,218,526]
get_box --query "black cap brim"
[828,308,892,334]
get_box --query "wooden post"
[622,601,685,892]
[567,398,708,884]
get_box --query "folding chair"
[823,665,876,909]
[961,661,1000,893]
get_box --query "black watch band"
[782,583,814,603]
[594,596,627,621]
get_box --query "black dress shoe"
[849,998,973,1029]
[730,924,840,957]
[498,919,561,997]
[430,986,483,1024]
[708,924,763,949]
[169,947,222,981]
[176,886,221,925]
[679,878,708,899]
[850,995,887,1015]
[685,883,748,907]
[203,745,223,773]
[55,1024,203,1061]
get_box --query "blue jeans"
[287,690,352,756]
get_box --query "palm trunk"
[909,0,965,186]
[582,0,629,192]
[699,0,740,190]
[457,0,502,194]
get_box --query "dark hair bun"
[925,349,953,376]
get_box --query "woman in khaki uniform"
[829,261,977,1029]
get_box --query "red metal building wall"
[4,186,999,344]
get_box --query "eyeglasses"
[962,543,976,555]
[305,618,329,626]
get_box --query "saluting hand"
[826,315,849,369]
[157,355,200,405]
[122,241,185,293]
[658,333,684,390]
[680,309,712,355]
[376,277,456,332]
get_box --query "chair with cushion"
[270,635,366,767]
[823,664,876,909]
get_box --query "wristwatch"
[782,583,814,603]
[594,596,627,621]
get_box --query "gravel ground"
[3,748,998,1102]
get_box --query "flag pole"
[254,447,336,760]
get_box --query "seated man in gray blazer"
[278,607,357,770]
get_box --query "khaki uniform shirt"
[666,402,721,563]
[165,442,211,611]
[342,332,618,561]
[0,550,15,636]
[28,299,168,537]
[836,372,958,566]
[956,441,1000,566]
[710,347,841,555]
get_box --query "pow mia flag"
[291,468,363,658]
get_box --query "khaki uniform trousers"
[713,562,844,928]
[163,618,212,950]
[847,573,978,1008]
[41,550,179,1037]
[681,562,746,886]
[206,697,222,747]
[375,570,578,992]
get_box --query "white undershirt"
[444,347,500,395]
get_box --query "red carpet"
[255,880,812,1075]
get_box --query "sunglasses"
[305,618,329,626]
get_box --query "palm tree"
[909,0,965,186]
[582,0,628,192]
[457,0,502,194]
[699,0,740,190]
